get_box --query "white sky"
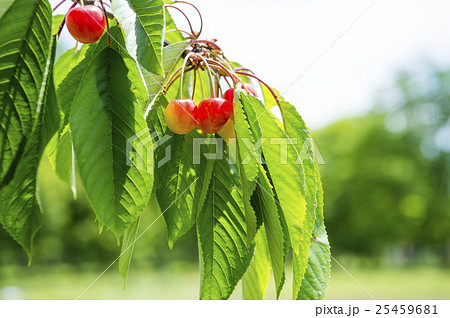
[54,0,450,129]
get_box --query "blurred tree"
[313,67,449,264]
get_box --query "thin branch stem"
[57,1,78,38]
[213,72,220,97]
[53,0,66,11]
[192,68,197,100]
[198,68,205,100]
[166,5,195,36]
[194,54,215,98]
[173,0,203,37]
[206,59,243,86]
[164,67,194,94]
[180,52,197,99]
[222,75,232,89]
[235,71,281,106]
[164,65,184,91]
[234,67,255,74]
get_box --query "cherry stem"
[207,64,236,85]
[215,74,223,97]
[57,1,77,38]
[164,67,193,94]
[206,59,244,86]
[180,52,197,99]
[212,71,220,97]
[173,1,203,37]
[99,0,110,46]
[222,75,232,89]
[167,29,195,39]
[194,54,215,98]
[52,0,66,11]
[192,68,197,100]
[234,67,255,75]
[164,65,184,91]
[198,67,205,100]
[166,5,195,37]
[235,71,281,106]
[213,55,234,72]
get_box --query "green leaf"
[279,101,322,298]
[147,94,215,248]
[0,0,14,19]
[112,0,164,75]
[260,85,283,111]
[235,156,257,244]
[0,33,59,256]
[197,150,254,300]
[252,166,287,298]
[56,39,107,118]
[143,40,189,114]
[54,47,78,89]
[119,215,141,284]
[45,125,76,198]
[69,46,153,239]
[146,93,169,182]
[57,25,140,120]
[51,14,64,35]
[298,178,331,299]
[121,53,149,109]
[156,130,214,248]
[0,0,53,183]
[49,46,94,193]
[163,7,185,43]
[241,95,307,254]
[234,95,259,183]
[242,227,270,300]
[233,96,260,242]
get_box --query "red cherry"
[66,5,106,44]
[223,83,258,105]
[195,98,233,134]
[223,83,257,121]
[222,88,235,106]
[164,99,197,135]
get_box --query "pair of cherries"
[164,84,257,135]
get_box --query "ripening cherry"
[164,99,197,135]
[223,83,258,106]
[223,83,258,121]
[195,98,233,134]
[66,5,106,44]
[217,83,258,142]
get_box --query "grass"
[1,262,448,300]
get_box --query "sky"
[53,0,450,129]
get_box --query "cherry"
[223,83,258,106]
[217,83,257,142]
[164,99,197,135]
[195,98,233,134]
[66,5,106,44]
[223,83,258,121]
